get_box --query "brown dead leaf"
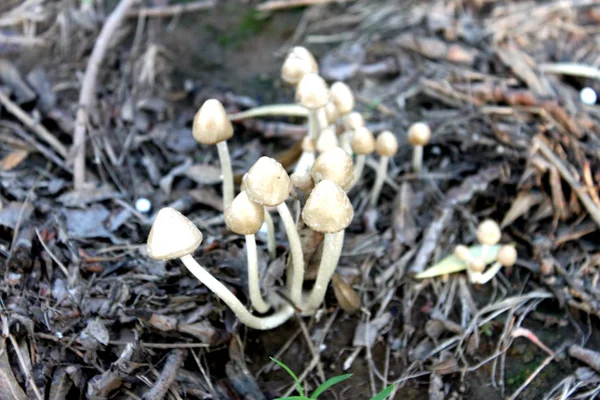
[332,274,360,313]
[501,191,544,228]
[392,182,417,245]
[184,164,223,185]
[0,149,28,171]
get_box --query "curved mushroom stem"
[308,109,320,141]
[351,154,366,188]
[340,131,353,155]
[294,151,316,174]
[216,141,234,208]
[471,261,502,284]
[245,234,271,313]
[412,145,423,174]
[304,230,344,312]
[179,255,294,330]
[276,202,305,307]
[369,156,389,207]
[263,209,276,259]
[228,104,308,120]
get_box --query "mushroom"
[311,147,354,192]
[296,73,330,141]
[290,170,315,202]
[302,180,353,312]
[224,191,271,313]
[192,99,235,208]
[477,219,501,259]
[324,101,339,128]
[369,130,398,207]
[281,46,318,86]
[330,82,354,118]
[407,122,431,173]
[147,207,293,330]
[241,173,276,259]
[244,157,305,307]
[294,136,316,174]
[340,111,365,155]
[473,244,517,284]
[350,126,375,186]
[315,125,339,153]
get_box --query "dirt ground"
[1,0,600,399]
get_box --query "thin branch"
[127,0,215,17]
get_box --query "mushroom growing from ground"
[340,110,364,155]
[454,242,515,284]
[147,207,294,330]
[294,136,316,174]
[407,122,431,174]
[296,73,330,141]
[302,180,354,312]
[224,191,271,313]
[315,125,339,153]
[330,81,354,121]
[311,147,354,192]
[192,99,235,208]
[370,130,398,207]
[281,46,318,86]
[350,126,376,186]
[477,219,501,259]
[244,157,305,307]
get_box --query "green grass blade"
[369,385,395,400]
[270,357,305,398]
[310,374,353,399]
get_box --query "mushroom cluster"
[146,47,438,330]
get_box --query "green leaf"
[369,385,395,400]
[310,374,353,399]
[271,357,305,398]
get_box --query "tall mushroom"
[302,180,354,312]
[477,219,501,259]
[350,126,375,186]
[341,111,365,155]
[370,130,398,207]
[311,147,354,192]
[407,122,431,173]
[147,207,294,330]
[281,46,318,86]
[330,82,355,152]
[296,73,330,141]
[192,99,235,208]
[244,157,305,307]
[224,191,271,313]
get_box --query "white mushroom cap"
[315,126,339,153]
[281,46,319,85]
[470,257,486,273]
[147,207,203,260]
[311,147,354,191]
[224,191,265,235]
[296,73,330,110]
[454,244,472,262]
[302,180,353,233]
[376,131,398,157]
[477,219,501,246]
[497,245,517,267]
[344,112,364,131]
[244,157,291,207]
[351,126,375,155]
[330,81,354,115]
[192,99,234,145]
[324,101,339,125]
[290,170,314,196]
[407,122,431,146]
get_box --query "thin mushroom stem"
[472,261,503,284]
[340,131,353,155]
[304,230,344,312]
[352,154,366,187]
[228,104,308,120]
[263,209,276,259]
[308,109,320,141]
[245,234,271,313]
[180,254,294,330]
[276,202,305,307]
[369,156,389,207]
[216,141,234,207]
[412,145,423,173]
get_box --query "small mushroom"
[315,125,339,153]
[477,219,501,259]
[350,126,376,186]
[407,122,431,173]
[370,131,398,207]
[281,46,318,86]
[330,81,354,116]
[147,208,293,330]
[324,101,339,127]
[193,99,235,208]
[225,191,271,313]
[340,110,364,155]
[241,173,276,259]
[244,157,305,307]
[474,244,517,284]
[311,147,354,192]
[296,73,330,141]
[302,180,353,312]
[294,136,316,174]
[290,170,315,201]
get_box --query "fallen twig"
[257,0,348,11]
[143,349,186,400]
[568,345,600,373]
[127,0,215,18]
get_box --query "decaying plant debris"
[1,0,600,399]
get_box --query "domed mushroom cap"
[344,111,364,131]
[497,245,517,267]
[244,157,291,207]
[454,244,472,262]
[330,82,354,114]
[477,219,501,246]
[296,73,329,110]
[376,131,398,157]
[324,101,339,125]
[192,99,234,145]
[281,46,318,85]
[470,257,486,273]
[407,122,431,146]
[147,207,203,260]
[351,126,375,155]
[224,191,264,235]
[311,147,354,191]
[315,126,339,153]
[303,180,353,233]
[290,170,314,193]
